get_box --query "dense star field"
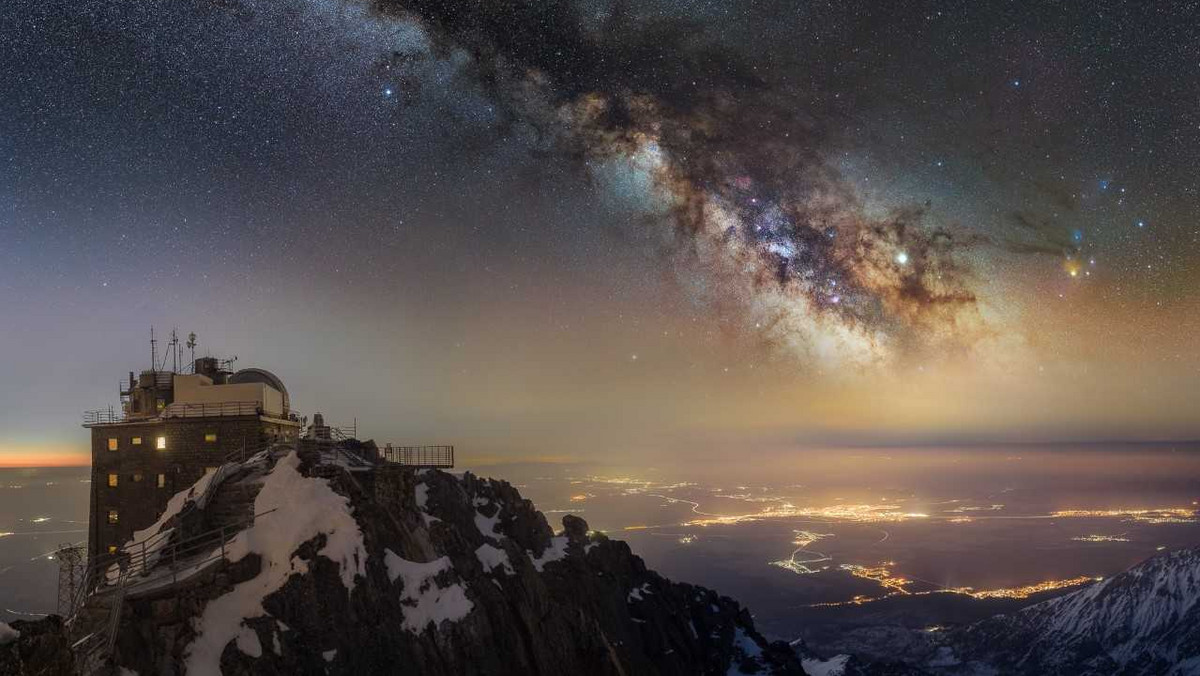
[1,0,1198,464]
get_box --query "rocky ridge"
[89,449,803,675]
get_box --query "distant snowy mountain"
[941,546,1200,675]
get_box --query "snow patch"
[474,510,500,537]
[728,628,767,675]
[184,452,366,675]
[628,583,652,602]
[414,484,441,525]
[0,622,18,645]
[114,467,221,579]
[926,646,959,667]
[235,625,262,658]
[801,654,849,676]
[475,543,514,575]
[384,549,474,632]
[531,536,568,572]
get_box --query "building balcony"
[84,401,287,426]
[161,401,267,419]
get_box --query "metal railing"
[67,508,279,622]
[82,407,127,426]
[381,444,454,468]
[222,439,275,465]
[162,401,265,419]
[66,508,277,668]
[85,400,279,425]
[66,443,284,624]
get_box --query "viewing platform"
[381,444,455,468]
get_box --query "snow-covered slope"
[942,547,1200,675]
[96,450,803,676]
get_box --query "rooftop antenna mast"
[150,327,158,373]
[187,332,197,370]
[170,328,180,373]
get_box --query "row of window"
[106,473,167,489]
[106,432,218,451]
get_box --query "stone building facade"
[84,358,300,562]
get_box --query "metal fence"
[162,401,264,418]
[380,444,455,468]
[84,401,267,424]
[82,408,126,425]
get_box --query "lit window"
[107,545,118,554]
[131,437,142,446]
[107,474,118,487]
[107,438,119,451]
[204,432,217,443]
[132,473,144,483]
[107,510,119,524]
[157,474,166,489]
[156,436,167,450]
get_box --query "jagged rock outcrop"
[102,450,804,675]
[0,617,74,676]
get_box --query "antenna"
[150,326,158,373]
[187,332,197,368]
[170,328,179,373]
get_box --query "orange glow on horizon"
[0,444,90,468]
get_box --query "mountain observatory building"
[83,353,301,562]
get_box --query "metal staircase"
[63,445,282,674]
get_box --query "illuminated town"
[1050,508,1198,523]
[555,473,1199,610]
[808,565,1101,608]
[1072,534,1132,543]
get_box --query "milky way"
[2,0,1198,458]
[369,0,1008,365]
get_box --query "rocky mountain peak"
[48,449,805,675]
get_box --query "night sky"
[2,0,1198,466]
